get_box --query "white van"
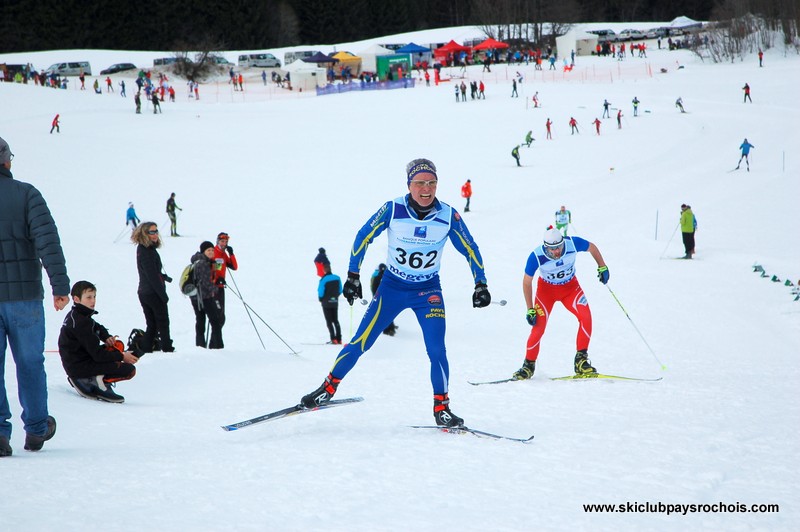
[237,53,280,68]
[44,61,92,76]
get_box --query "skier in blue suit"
[737,138,755,171]
[300,158,492,427]
[126,202,140,231]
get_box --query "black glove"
[217,278,227,287]
[163,275,173,284]
[472,282,491,308]
[597,266,610,285]
[526,308,537,326]
[343,273,362,305]
[226,246,234,255]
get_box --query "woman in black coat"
[131,222,173,352]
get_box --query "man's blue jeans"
[0,300,50,439]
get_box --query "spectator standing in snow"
[211,232,237,332]
[511,78,518,98]
[105,77,113,92]
[461,179,472,212]
[758,49,763,67]
[119,80,126,97]
[314,247,330,277]
[318,264,342,344]
[680,204,696,259]
[737,138,755,171]
[298,158,491,428]
[151,92,161,114]
[131,222,174,353]
[546,118,553,139]
[460,82,467,102]
[632,96,640,117]
[478,80,485,99]
[454,84,459,102]
[50,114,60,134]
[742,83,752,103]
[126,202,140,231]
[617,109,623,129]
[134,92,141,114]
[166,193,181,236]
[510,227,608,381]
[602,99,611,118]
[0,136,68,456]
[189,241,224,349]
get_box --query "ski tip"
[220,426,236,432]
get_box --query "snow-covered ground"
[1,27,798,532]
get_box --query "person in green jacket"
[511,145,521,167]
[680,204,696,259]
[525,130,534,147]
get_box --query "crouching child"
[58,281,140,403]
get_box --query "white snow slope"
[1,27,799,532]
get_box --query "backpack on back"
[180,261,199,296]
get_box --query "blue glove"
[526,308,537,326]
[343,273,362,305]
[597,266,609,284]
[472,282,491,308]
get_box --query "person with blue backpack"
[318,264,342,344]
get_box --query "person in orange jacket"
[461,179,472,212]
[212,232,238,325]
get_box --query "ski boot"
[512,359,536,380]
[300,373,341,409]
[433,393,464,427]
[574,350,597,376]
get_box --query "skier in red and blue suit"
[511,227,609,380]
[300,158,491,427]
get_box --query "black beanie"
[200,241,214,253]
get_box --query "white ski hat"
[543,228,563,247]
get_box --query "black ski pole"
[228,272,296,355]
[226,271,267,351]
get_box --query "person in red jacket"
[50,114,60,134]
[212,232,238,325]
[461,179,472,212]
[742,83,752,103]
[592,118,601,135]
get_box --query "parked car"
[100,63,137,75]
[237,53,281,68]
[209,56,232,65]
[646,27,668,39]
[617,29,646,41]
[44,61,92,76]
[587,29,617,43]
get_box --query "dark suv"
[100,63,137,75]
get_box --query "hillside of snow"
[1,27,799,532]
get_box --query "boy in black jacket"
[58,281,140,403]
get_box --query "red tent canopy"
[435,40,471,55]
[473,37,509,50]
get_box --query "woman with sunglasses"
[131,223,174,353]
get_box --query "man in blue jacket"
[300,158,492,427]
[0,136,70,456]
